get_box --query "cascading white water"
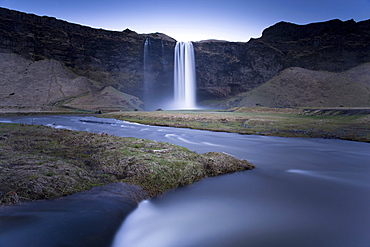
[174,42,196,109]
[143,37,151,109]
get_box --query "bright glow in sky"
[0,0,369,42]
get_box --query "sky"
[0,0,369,42]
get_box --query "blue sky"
[0,0,368,42]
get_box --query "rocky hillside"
[0,7,369,110]
[64,86,143,112]
[0,7,175,111]
[0,53,143,112]
[194,19,370,102]
[219,63,370,108]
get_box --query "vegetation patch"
[0,123,253,205]
[104,107,370,142]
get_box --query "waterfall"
[144,39,196,110]
[143,37,151,109]
[174,41,196,109]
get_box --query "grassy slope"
[63,86,143,112]
[104,107,370,142]
[0,53,143,114]
[0,123,253,205]
[213,63,370,109]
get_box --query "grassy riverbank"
[104,107,370,142]
[0,123,253,205]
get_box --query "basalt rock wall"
[1,7,369,107]
[193,19,370,101]
[0,7,176,105]
[193,40,284,101]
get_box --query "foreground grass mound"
[0,123,253,205]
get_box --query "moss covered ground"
[0,123,253,205]
[104,107,370,142]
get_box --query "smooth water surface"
[1,115,369,246]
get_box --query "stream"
[1,115,369,247]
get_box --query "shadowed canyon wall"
[0,7,175,98]
[193,19,370,102]
[0,7,369,110]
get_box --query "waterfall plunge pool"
[0,115,369,247]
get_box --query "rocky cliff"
[0,7,369,110]
[0,52,144,112]
[0,7,175,111]
[193,19,370,102]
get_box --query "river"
[1,115,369,247]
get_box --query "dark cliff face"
[260,19,370,71]
[142,36,175,109]
[193,40,284,101]
[194,19,370,101]
[0,7,176,108]
[1,7,369,107]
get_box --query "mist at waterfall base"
[143,38,173,110]
[144,40,197,110]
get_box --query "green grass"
[104,107,370,142]
[0,123,253,205]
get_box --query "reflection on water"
[1,115,369,247]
